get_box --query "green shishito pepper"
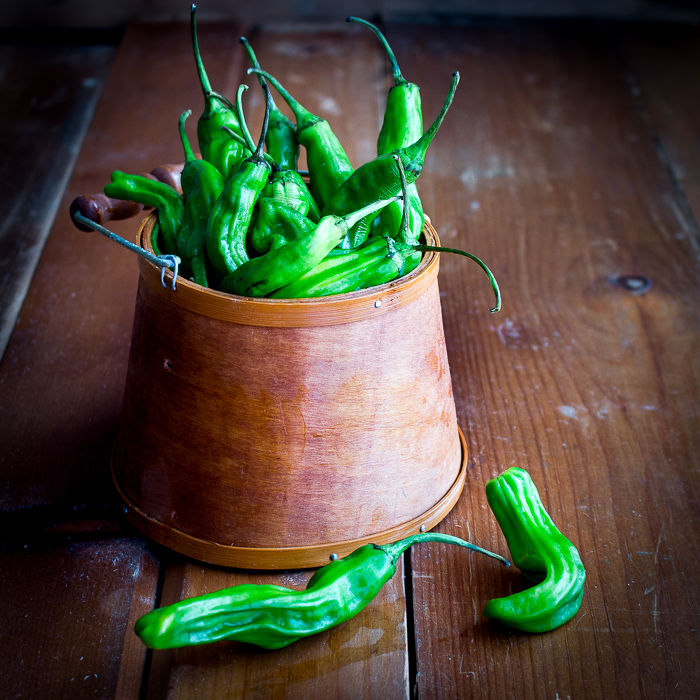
[347,17,425,245]
[248,68,354,212]
[219,195,399,297]
[205,84,272,280]
[103,172,184,256]
[484,467,586,633]
[191,4,247,180]
[248,199,316,256]
[134,532,509,650]
[321,71,460,249]
[265,170,321,222]
[176,109,225,287]
[239,36,300,172]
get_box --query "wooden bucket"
[111,213,465,569]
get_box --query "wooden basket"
[111,213,466,569]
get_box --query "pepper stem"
[220,124,251,151]
[256,83,272,160]
[347,17,408,87]
[235,84,256,152]
[239,37,281,112]
[191,4,213,96]
[341,195,401,229]
[220,124,279,170]
[393,153,410,241]
[402,242,501,313]
[378,532,510,566]
[178,109,196,164]
[399,71,459,179]
[233,83,270,160]
[247,68,319,131]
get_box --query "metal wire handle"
[72,211,181,291]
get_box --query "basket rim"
[136,212,442,327]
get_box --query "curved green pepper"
[271,235,500,308]
[483,467,586,633]
[176,109,225,286]
[103,171,183,255]
[134,532,508,650]
[272,155,501,310]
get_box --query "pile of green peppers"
[103,8,500,311]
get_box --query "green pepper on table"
[135,532,509,650]
[484,467,586,633]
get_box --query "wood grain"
[397,23,700,699]
[115,428,466,569]
[0,44,114,362]
[619,24,700,235]
[2,16,699,700]
[0,538,158,700]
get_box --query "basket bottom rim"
[111,427,468,570]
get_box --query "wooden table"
[1,17,698,699]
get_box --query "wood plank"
[0,44,114,362]
[391,23,700,699]
[145,559,408,699]
[0,20,245,514]
[619,24,700,235]
[0,538,158,699]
